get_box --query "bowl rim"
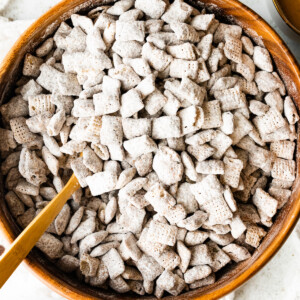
[0,0,299,299]
[272,0,300,35]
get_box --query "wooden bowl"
[0,0,299,299]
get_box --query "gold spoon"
[0,173,80,288]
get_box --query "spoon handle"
[0,174,80,288]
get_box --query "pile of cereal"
[1,0,298,297]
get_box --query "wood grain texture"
[0,174,80,288]
[0,0,299,299]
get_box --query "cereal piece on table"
[116,20,145,42]
[284,96,299,125]
[109,276,130,293]
[123,135,157,158]
[22,54,43,78]
[142,42,172,72]
[152,116,181,139]
[214,86,246,111]
[177,211,208,231]
[245,224,266,248]
[271,158,295,181]
[102,248,125,279]
[170,22,200,43]
[253,46,273,72]
[176,183,198,214]
[147,220,177,246]
[153,146,183,185]
[210,130,232,159]
[135,0,166,19]
[184,265,212,284]
[178,105,204,135]
[10,117,37,144]
[166,43,196,60]
[224,34,242,63]
[137,254,164,281]
[185,231,209,246]
[202,100,222,129]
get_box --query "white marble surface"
[0,1,299,300]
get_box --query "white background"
[0,0,299,299]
